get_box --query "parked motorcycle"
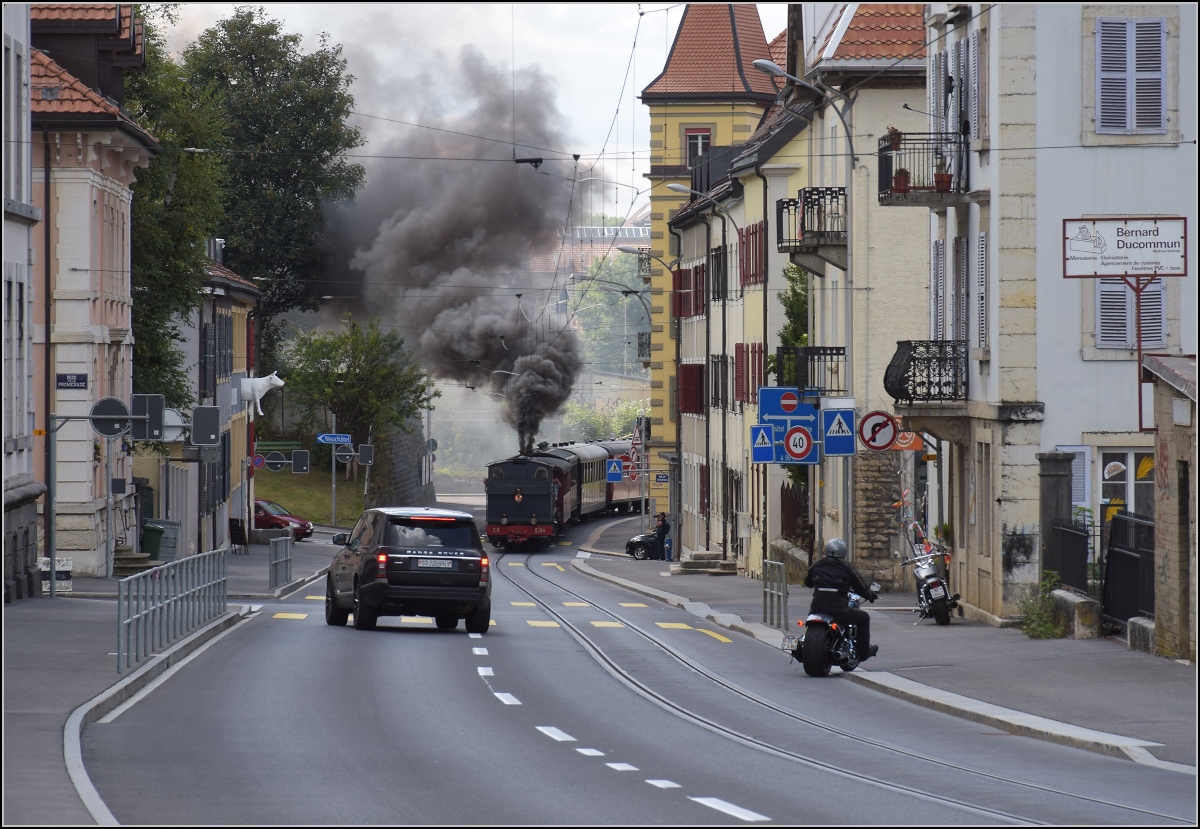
[901,549,959,626]
[782,582,880,677]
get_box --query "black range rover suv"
[326,507,491,633]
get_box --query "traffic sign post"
[606,459,623,483]
[335,445,357,465]
[782,425,819,464]
[265,451,288,472]
[317,433,351,445]
[750,425,775,464]
[858,410,899,451]
[821,408,857,457]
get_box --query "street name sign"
[317,433,351,445]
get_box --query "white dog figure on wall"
[240,371,285,416]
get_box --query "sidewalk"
[576,516,1196,773]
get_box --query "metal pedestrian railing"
[269,535,293,591]
[763,559,789,630]
[117,548,228,673]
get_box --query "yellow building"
[639,4,781,541]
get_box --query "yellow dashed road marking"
[507,562,525,567]
[305,596,322,601]
[563,601,590,607]
[511,601,536,607]
[272,613,307,620]
[590,621,625,628]
[619,602,648,607]
[541,562,565,572]
[697,629,732,643]
[401,616,434,624]
[527,620,560,628]
[557,541,572,546]
[656,622,693,630]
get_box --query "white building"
[3,3,45,599]
[881,3,1197,620]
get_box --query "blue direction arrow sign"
[821,408,857,457]
[751,425,775,464]
[317,433,351,445]
[606,459,624,483]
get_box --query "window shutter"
[932,239,946,340]
[1133,19,1166,133]
[734,343,746,403]
[1138,278,1166,347]
[977,231,989,348]
[699,464,708,514]
[1097,19,1130,133]
[673,268,684,318]
[1058,445,1092,509]
[1097,277,1131,347]
[930,51,942,133]
[951,40,962,134]
[970,31,981,139]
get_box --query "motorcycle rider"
[804,538,878,660]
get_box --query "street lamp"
[752,58,857,163]
[665,183,741,235]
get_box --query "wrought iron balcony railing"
[877,132,969,198]
[775,187,847,251]
[884,340,968,405]
[775,346,847,397]
[637,331,651,362]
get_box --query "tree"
[561,398,648,442]
[126,5,226,407]
[183,7,365,368]
[571,252,649,377]
[283,317,433,446]
[778,263,809,349]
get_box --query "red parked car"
[254,499,314,540]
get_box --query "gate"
[763,559,788,630]
[1046,518,1093,597]
[1101,511,1154,627]
[268,535,293,591]
[779,481,813,561]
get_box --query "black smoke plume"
[322,45,582,453]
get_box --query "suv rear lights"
[376,552,388,579]
[480,556,490,585]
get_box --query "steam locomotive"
[483,439,646,549]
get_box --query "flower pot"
[892,173,911,194]
[934,172,952,193]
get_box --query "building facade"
[30,4,157,577]
[882,3,1197,620]
[4,3,46,600]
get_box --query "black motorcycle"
[783,582,880,677]
[900,549,959,626]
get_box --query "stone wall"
[370,423,435,509]
[1151,378,1197,661]
[3,490,43,601]
[853,450,904,589]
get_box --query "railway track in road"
[495,549,1193,826]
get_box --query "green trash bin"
[142,522,165,560]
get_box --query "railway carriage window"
[491,467,504,479]
[536,468,548,479]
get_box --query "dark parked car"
[325,507,491,633]
[626,531,657,560]
[254,499,314,540]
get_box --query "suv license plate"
[417,559,454,569]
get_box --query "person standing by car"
[804,538,878,660]
[654,513,671,561]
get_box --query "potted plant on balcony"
[934,155,952,193]
[892,168,911,193]
[887,125,903,150]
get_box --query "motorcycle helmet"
[823,538,848,559]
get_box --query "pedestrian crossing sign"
[751,425,775,463]
[606,459,623,482]
[821,408,857,456]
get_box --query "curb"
[571,554,1196,774]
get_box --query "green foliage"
[282,317,434,445]
[778,263,809,350]
[253,465,364,528]
[1019,570,1065,639]
[182,7,365,324]
[570,254,649,377]
[126,5,226,407]
[560,398,648,442]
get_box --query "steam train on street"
[484,439,647,549]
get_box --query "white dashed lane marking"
[537,726,575,742]
[646,779,681,789]
[494,693,521,705]
[689,797,770,822]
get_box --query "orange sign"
[891,431,924,451]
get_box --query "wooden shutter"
[970,30,981,139]
[932,239,946,340]
[1097,277,1132,347]
[1133,19,1166,133]
[734,343,746,403]
[673,268,685,318]
[1138,278,1166,347]
[1098,18,1166,134]
[977,231,989,348]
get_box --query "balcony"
[776,187,847,276]
[884,340,968,405]
[775,346,847,398]
[877,132,982,207]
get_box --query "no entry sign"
[858,411,899,451]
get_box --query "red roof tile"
[815,4,926,65]
[642,4,778,101]
[31,48,122,117]
[768,29,788,68]
[205,260,260,292]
